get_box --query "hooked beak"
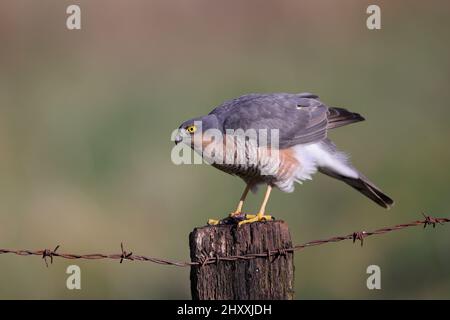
[174,134,183,144]
[174,129,187,145]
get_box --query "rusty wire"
[0,213,448,267]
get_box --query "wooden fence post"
[189,220,294,300]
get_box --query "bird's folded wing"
[219,94,329,148]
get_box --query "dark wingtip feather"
[327,107,365,129]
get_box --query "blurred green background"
[0,0,449,299]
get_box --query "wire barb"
[352,231,366,246]
[197,255,209,267]
[0,214,448,267]
[422,212,443,229]
[270,248,288,263]
[42,245,60,267]
[119,243,133,264]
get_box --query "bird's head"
[175,114,220,145]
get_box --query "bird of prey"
[175,92,394,226]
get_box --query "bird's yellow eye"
[186,125,197,133]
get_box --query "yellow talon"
[238,213,273,226]
[229,211,242,217]
[207,219,220,225]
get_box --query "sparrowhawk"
[175,92,394,225]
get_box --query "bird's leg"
[239,185,273,226]
[229,184,251,218]
[207,184,251,225]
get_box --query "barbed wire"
[0,213,448,267]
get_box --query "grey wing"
[217,93,329,148]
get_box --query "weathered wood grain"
[189,221,294,300]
